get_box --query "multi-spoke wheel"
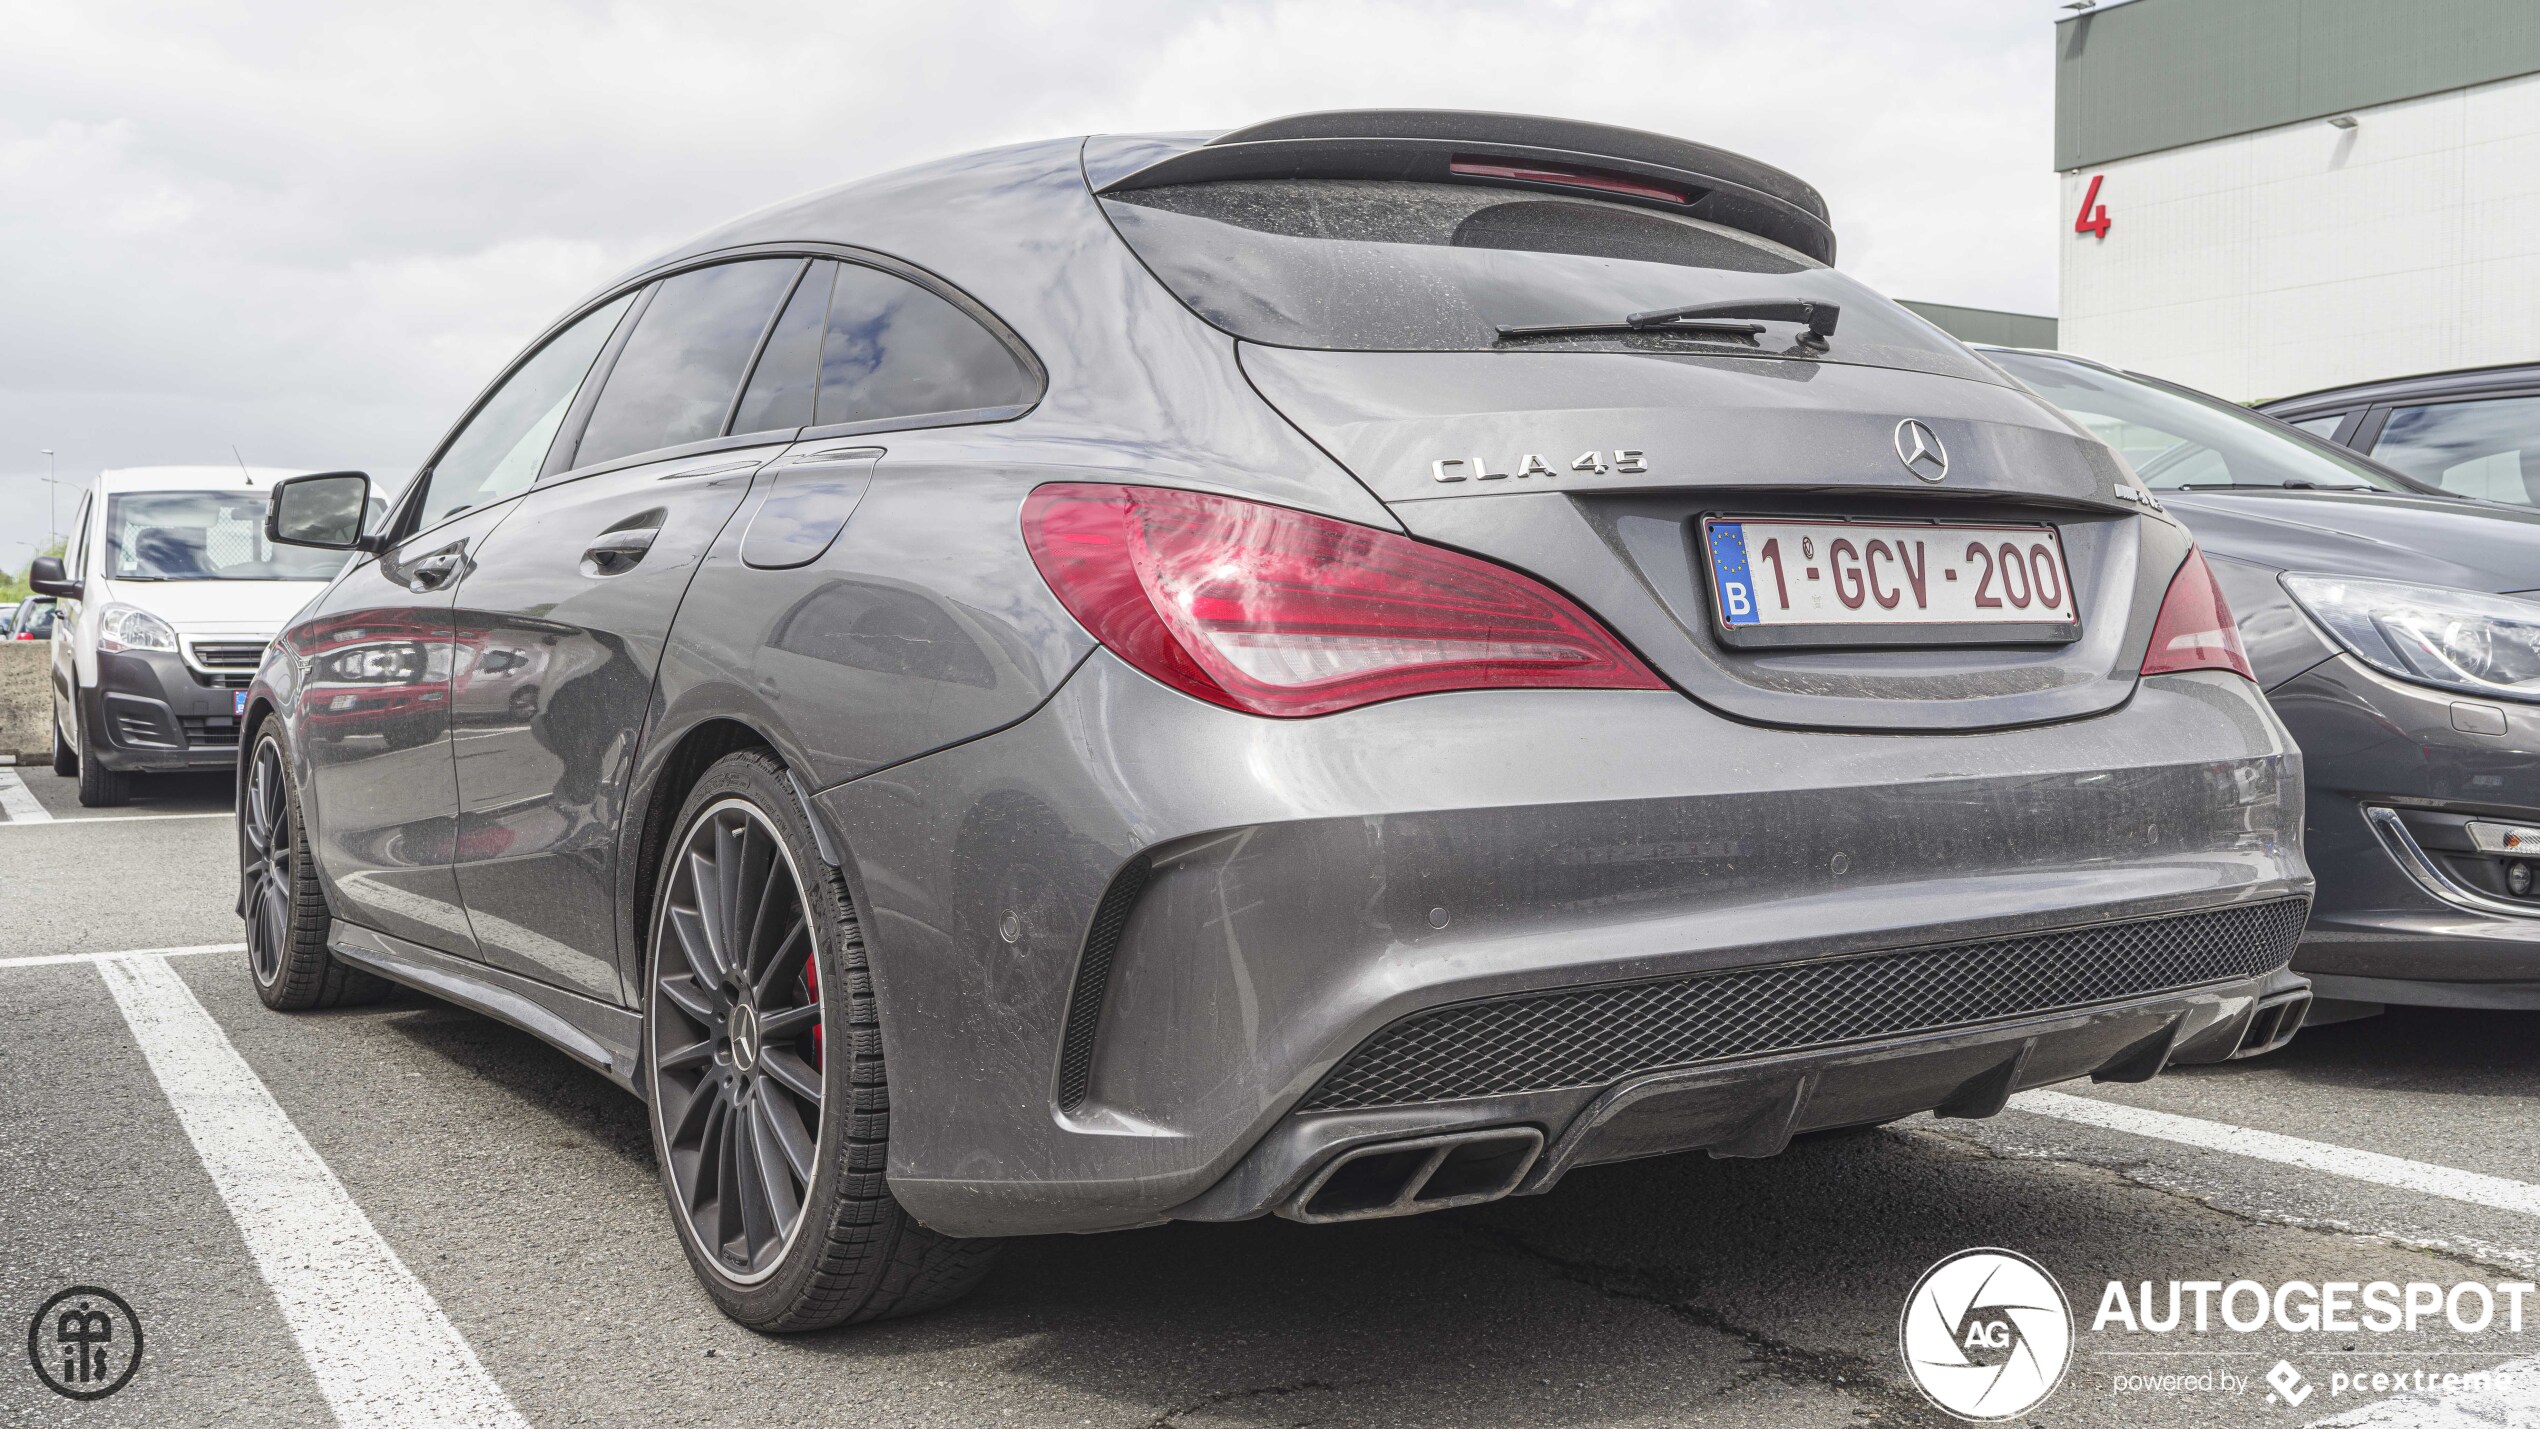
[650,796,824,1282]
[239,728,387,1011]
[645,750,999,1331]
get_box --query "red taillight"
[2141,548,2254,680]
[1448,157,1693,206]
[1022,483,1666,717]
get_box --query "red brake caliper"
[802,953,823,1070]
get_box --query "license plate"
[1702,517,2081,648]
[235,691,248,716]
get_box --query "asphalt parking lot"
[4,766,2539,1428]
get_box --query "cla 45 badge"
[1431,450,1647,483]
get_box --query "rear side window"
[423,292,634,525]
[731,261,1035,432]
[1103,178,1996,383]
[815,265,1034,426]
[573,259,802,469]
[2286,413,2347,442]
[2371,396,2540,504]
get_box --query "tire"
[50,710,75,777]
[239,729,388,1010]
[645,749,999,1331]
[75,721,129,808]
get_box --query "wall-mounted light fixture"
[2327,115,2359,130]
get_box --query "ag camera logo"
[1901,1248,2073,1420]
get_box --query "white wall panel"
[2061,69,2540,401]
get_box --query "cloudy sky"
[0,0,2060,563]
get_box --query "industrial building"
[2054,0,2540,402]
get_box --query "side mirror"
[27,556,78,600]
[268,471,378,551]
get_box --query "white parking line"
[0,942,242,969]
[0,810,230,826]
[2012,1090,2540,1219]
[96,953,529,1429]
[0,768,52,822]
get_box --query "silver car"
[240,110,2312,1331]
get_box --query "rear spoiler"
[1092,109,1836,266]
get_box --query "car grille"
[1301,898,2310,1111]
[178,715,242,748]
[189,641,267,669]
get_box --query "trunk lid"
[1241,345,2178,732]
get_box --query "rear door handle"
[580,526,659,576]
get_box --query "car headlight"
[2282,574,2540,702]
[97,604,178,654]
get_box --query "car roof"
[93,465,310,495]
[2253,362,2540,415]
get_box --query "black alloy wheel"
[238,729,385,1010]
[650,795,827,1285]
[645,751,998,1330]
[242,736,295,989]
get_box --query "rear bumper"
[816,656,2310,1238]
[1185,964,2304,1225]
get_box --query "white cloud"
[0,0,2056,555]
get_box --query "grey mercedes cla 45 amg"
[238,111,2313,1330]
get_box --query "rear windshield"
[1102,179,1997,383]
[107,491,350,581]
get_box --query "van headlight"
[2282,575,2540,702]
[97,604,179,654]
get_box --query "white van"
[31,466,352,806]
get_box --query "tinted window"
[422,293,634,526]
[732,262,834,435]
[816,264,1036,426]
[1991,352,2418,493]
[1102,178,1996,383]
[2287,414,2346,441]
[2372,397,2540,505]
[574,259,801,469]
[106,491,351,581]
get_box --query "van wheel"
[51,714,75,777]
[241,730,387,1009]
[75,729,129,808]
[645,750,999,1331]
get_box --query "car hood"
[2159,489,2540,595]
[94,577,331,633]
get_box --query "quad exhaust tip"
[1283,1127,1544,1224]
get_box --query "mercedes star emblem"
[1895,419,1949,483]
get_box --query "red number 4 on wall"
[2073,174,2111,239]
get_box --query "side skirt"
[329,920,645,1097]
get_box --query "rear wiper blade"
[1494,318,1763,342]
[2173,480,2373,492]
[1496,299,1838,349]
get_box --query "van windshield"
[1102,178,1998,383]
[106,491,350,581]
